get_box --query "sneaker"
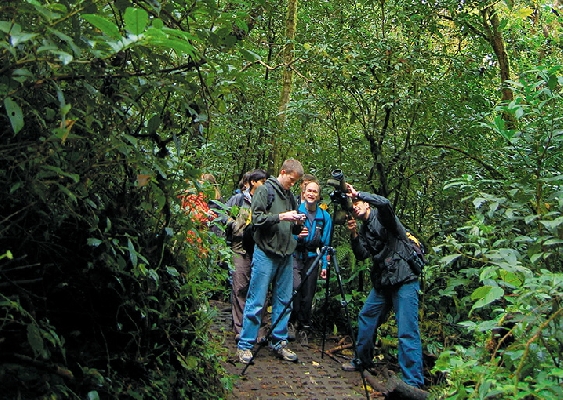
[341,362,359,372]
[342,360,375,372]
[287,323,296,341]
[237,348,253,364]
[270,340,298,362]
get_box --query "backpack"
[405,231,426,276]
[225,192,246,246]
[298,210,327,253]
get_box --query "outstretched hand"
[345,183,359,198]
[346,217,358,238]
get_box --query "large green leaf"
[26,323,45,359]
[124,7,148,35]
[540,216,563,231]
[82,14,121,40]
[4,97,24,134]
[470,285,504,312]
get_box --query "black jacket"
[350,192,418,288]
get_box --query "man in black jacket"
[341,183,424,389]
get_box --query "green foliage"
[0,1,242,398]
[430,67,563,398]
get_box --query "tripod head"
[326,169,353,225]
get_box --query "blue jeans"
[237,246,293,350]
[354,280,424,388]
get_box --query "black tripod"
[318,244,370,400]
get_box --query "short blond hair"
[281,159,304,176]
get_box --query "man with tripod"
[341,183,424,389]
[236,159,305,364]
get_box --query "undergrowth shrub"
[430,66,563,399]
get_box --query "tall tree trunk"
[271,0,298,172]
[481,6,513,103]
[481,5,515,128]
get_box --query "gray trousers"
[231,252,252,335]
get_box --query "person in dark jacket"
[225,169,268,341]
[341,183,424,389]
[236,159,305,364]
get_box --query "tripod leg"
[321,249,331,358]
[328,248,370,400]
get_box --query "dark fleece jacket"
[251,177,300,257]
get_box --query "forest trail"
[210,300,384,399]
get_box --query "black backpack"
[405,231,426,275]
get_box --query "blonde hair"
[281,159,304,176]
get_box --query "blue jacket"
[294,203,332,270]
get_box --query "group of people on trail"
[186,159,425,390]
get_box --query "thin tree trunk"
[271,0,297,172]
[481,6,513,103]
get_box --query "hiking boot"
[341,361,359,372]
[287,322,296,341]
[237,348,253,364]
[270,340,298,362]
[342,360,375,372]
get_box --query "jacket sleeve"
[320,211,333,269]
[224,195,237,229]
[251,184,279,227]
[351,231,371,261]
[357,191,400,236]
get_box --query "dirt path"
[210,301,382,399]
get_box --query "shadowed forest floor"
[210,300,387,399]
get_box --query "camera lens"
[331,169,344,181]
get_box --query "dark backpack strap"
[237,192,246,207]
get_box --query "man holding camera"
[236,159,305,364]
[341,183,424,389]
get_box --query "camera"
[327,169,354,225]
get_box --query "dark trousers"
[291,256,320,327]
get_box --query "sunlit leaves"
[82,7,198,58]
[7,23,38,46]
[470,285,504,313]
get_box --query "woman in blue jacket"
[290,181,332,333]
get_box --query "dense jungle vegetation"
[1,0,562,398]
